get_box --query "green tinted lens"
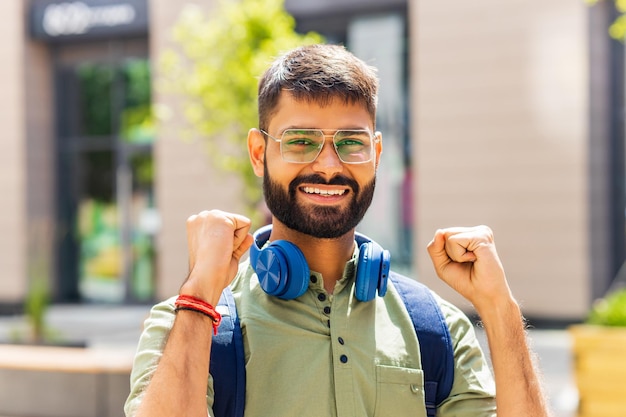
[334,130,373,163]
[281,130,324,162]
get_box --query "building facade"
[0,0,623,320]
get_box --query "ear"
[374,131,383,169]
[248,128,266,177]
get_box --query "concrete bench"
[0,344,135,417]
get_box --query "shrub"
[586,288,626,326]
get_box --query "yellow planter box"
[569,325,626,417]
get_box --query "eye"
[336,138,364,147]
[335,131,370,148]
[285,137,317,148]
[283,130,321,148]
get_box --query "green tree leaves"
[160,0,323,216]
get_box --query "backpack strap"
[390,272,455,417]
[210,287,246,417]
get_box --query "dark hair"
[258,44,379,132]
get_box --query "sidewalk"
[0,304,579,417]
[0,303,152,350]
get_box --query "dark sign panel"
[30,0,148,42]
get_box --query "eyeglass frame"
[259,128,381,164]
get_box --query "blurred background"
[1,0,625,416]
[3,0,623,320]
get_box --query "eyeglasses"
[261,128,379,164]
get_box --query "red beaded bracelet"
[175,294,222,335]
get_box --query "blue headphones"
[249,225,391,301]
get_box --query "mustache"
[289,174,360,193]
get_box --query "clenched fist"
[180,210,254,306]
[426,226,514,315]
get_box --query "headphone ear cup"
[272,241,310,299]
[355,242,382,302]
[255,241,310,300]
[255,243,289,297]
[378,249,391,297]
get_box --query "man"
[125,44,551,417]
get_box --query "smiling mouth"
[301,186,348,196]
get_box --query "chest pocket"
[374,365,427,417]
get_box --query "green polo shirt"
[125,257,496,417]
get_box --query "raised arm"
[427,226,551,417]
[132,210,253,417]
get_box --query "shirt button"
[338,337,345,345]
[310,275,317,283]
[340,355,348,363]
[317,293,326,302]
[323,306,331,315]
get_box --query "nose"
[312,139,343,177]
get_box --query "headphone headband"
[249,224,273,268]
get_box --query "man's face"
[255,93,381,239]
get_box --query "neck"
[269,222,356,294]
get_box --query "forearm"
[135,311,214,417]
[480,300,551,417]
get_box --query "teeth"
[302,187,346,196]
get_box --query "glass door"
[56,54,155,303]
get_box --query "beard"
[263,165,376,239]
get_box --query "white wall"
[0,0,27,301]
[150,0,247,300]
[411,0,590,319]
